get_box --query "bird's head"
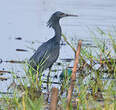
[53,11,78,19]
[47,11,78,28]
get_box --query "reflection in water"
[16,48,28,52]
[15,37,22,40]
[0,59,2,64]
[60,58,74,62]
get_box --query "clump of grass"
[0,64,46,110]
[61,30,116,109]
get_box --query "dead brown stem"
[49,87,58,110]
[66,40,82,110]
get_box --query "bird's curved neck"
[52,21,62,41]
[47,17,62,41]
[53,21,61,36]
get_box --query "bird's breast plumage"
[29,36,60,72]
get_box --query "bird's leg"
[47,67,51,92]
[46,67,51,101]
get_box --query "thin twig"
[4,60,25,64]
[0,70,11,74]
[66,40,82,110]
[49,87,58,110]
[0,77,9,81]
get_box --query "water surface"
[0,0,116,92]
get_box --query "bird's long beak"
[65,14,78,17]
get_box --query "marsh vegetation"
[0,29,116,110]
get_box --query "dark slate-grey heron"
[29,11,78,86]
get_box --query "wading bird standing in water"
[29,11,78,89]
